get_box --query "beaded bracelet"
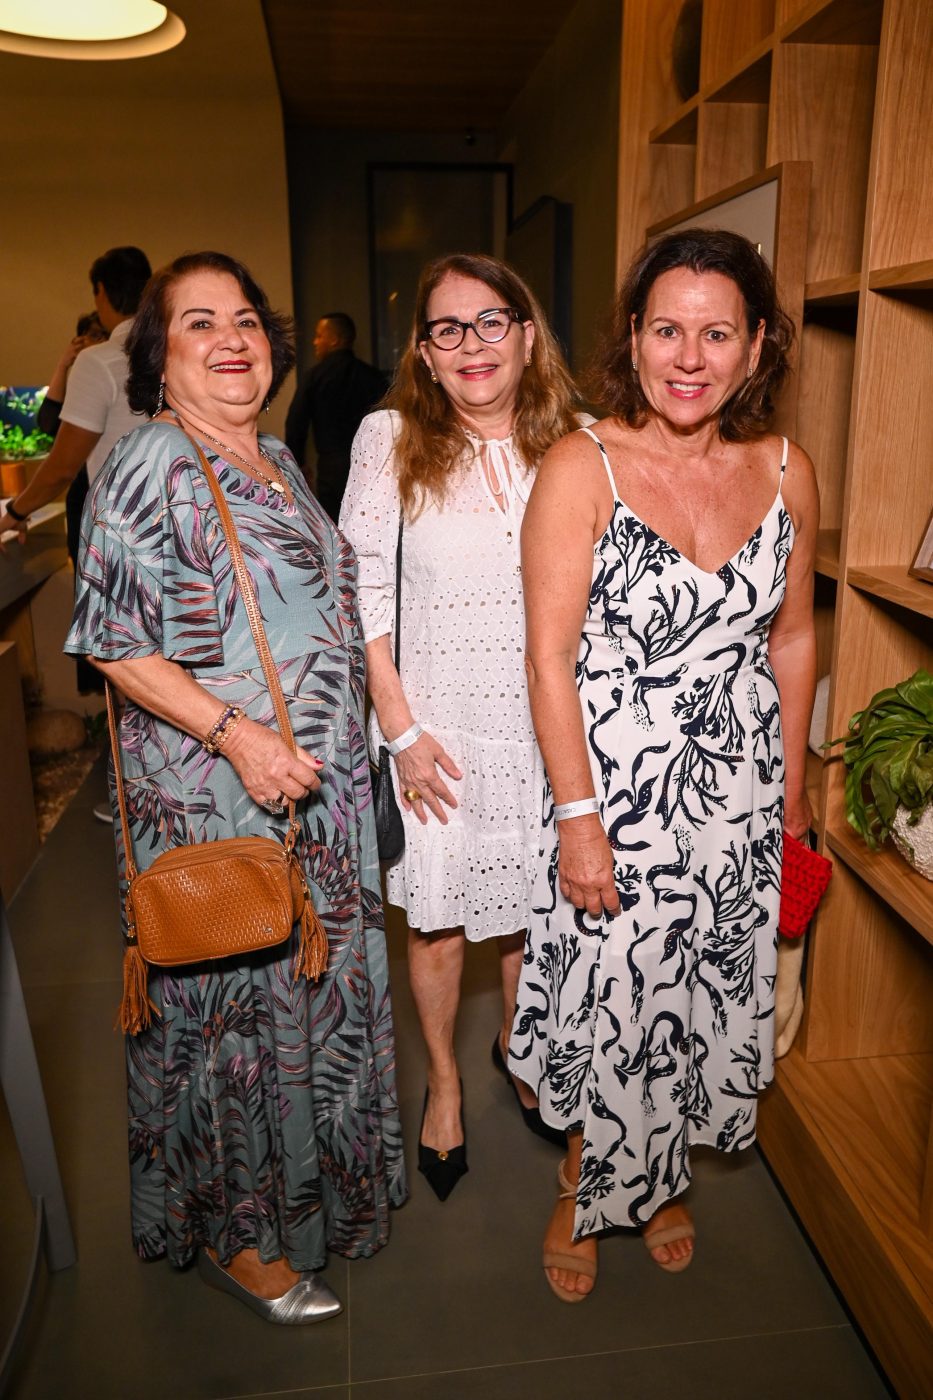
[204,705,245,754]
[554,797,600,822]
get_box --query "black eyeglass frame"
[421,307,528,350]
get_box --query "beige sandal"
[542,1160,598,1303]
[642,1211,696,1274]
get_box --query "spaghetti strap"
[581,426,621,502]
[779,436,789,475]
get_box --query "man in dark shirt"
[285,312,388,522]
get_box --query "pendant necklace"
[176,413,286,494]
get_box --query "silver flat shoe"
[197,1249,343,1325]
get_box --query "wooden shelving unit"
[616,2,933,1393]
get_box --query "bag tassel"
[295,895,328,983]
[117,936,160,1036]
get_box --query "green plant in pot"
[0,423,53,462]
[826,668,933,879]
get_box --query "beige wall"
[0,1,295,437]
[497,0,621,372]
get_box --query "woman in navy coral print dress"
[510,229,818,1302]
[66,253,406,1324]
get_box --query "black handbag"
[371,512,405,862]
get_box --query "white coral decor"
[891,803,933,881]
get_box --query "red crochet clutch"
[779,832,833,939]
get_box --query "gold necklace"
[177,415,286,495]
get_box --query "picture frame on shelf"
[909,508,933,584]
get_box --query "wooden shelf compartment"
[867,0,933,274]
[869,260,933,293]
[767,41,878,283]
[796,305,857,540]
[805,749,824,821]
[758,1044,933,1400]
[804,273,860,305]
[695,101,768,202]
[648,95,699,146]
[847,566,933,621]
[814,528,840,579]
[780,0,884,46]
[699,0,775,91]
[825,820,933,947]
[646,144,697,233]
[802,833,933,1059]
[704,46,773,105]
[844,292,933,568]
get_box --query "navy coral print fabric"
[510,431,792,1234]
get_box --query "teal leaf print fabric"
[66,421,407,1268]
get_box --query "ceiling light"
[0,1,185,59]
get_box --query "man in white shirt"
[0,246,151,537]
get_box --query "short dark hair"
[125,251,296,417]
[75,311,105,338]
[589,227,795,441]
[88,246,152,316]
[321,312,355,345]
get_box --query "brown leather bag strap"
[188,438,301,831]
[189,440,296,754]
[105,680,139,883]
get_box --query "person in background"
[36,311,109,697]
[340,253,582,1202]
[512,227,818,1302]
[0,246,151,541]
[285,311,387,521]
[0,246,152,823]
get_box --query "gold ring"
[403,788,422,802]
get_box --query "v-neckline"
[601,488,787,578]
[206,441,296,510]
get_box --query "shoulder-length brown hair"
[126,251,295,416]
[386,252,580,516]
[589,228,795,441]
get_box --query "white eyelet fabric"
[340,408,539,940]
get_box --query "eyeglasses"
[422,307,525,351]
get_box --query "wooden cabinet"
[616,3,932,1394]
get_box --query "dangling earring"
[631,357,638,373]
[525,355,532,367]
[430,371,438,384]
[263,395,271,413]
[154,381,165,416]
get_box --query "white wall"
[0,1,295,435]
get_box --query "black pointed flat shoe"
[492,1035,566,1148]
[417,1084,468,1202]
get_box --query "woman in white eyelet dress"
[340,253,582,1199]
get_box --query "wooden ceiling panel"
[261,0,572,129]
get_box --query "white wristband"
[387,722,423,755]
[554,797,600,822]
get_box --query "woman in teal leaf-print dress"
[66,252,406,1320]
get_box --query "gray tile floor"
[1,764,892,1400]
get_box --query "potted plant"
[827,668,933,879]
[0,421,53,496]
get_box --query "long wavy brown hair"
[588,228,795,441]
[385,253,581,516]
